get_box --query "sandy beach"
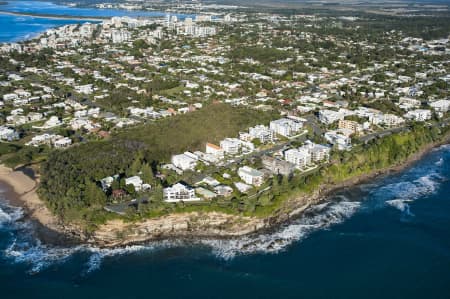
[0,165,62,233]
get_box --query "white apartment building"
[404,109,432,121]
[324,130,352,150]
[220,138,242,155]
[383,114,405,127]
[430,99,450,113]
[111,29,131,43]
[164,183,198,202]
[171,152,198,171]
[25,133,66,147]
[248,125,273,143]
[178,24,216,37]
[284,148,312,168]
[318,109,345,125]
[75,84,94,95]
[237,166,264,186]
[28,112,44,122]
[3,93,19,102]
[302,141,331,162]
[270,118,303,137]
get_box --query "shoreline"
[0,136,449,248]
[0,165,81,245]
[0,10,107,21]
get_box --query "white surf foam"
[4,239,82,274]
[0,208,12,225]
[202,200,361,260]
[0,205,23,227]
[375,171,441,206]
[433,144,450,152]
[386,199,414,216]
[82,244,152,274]
[378,145,446,215]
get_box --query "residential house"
[196,187,217,199]
[53,137,72,148]
[398,97,421,110]
[125,176,150,192]
[0,126,19,141]
[214,185,234,197]
[205,142,224,159]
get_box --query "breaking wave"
[0,203,23,228]
[373,145,446,215]
[386,199,414,217]
[375,172,442,216]
[0,208,13,225]
[378,173,441,203]
[81,241,180,275]
[5,239,80,274]
[3,229,184,275]
[202,200,361,259]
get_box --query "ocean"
[0,1,192,43]
[0,144,449,298]
[0,14,87,43]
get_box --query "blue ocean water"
[1,1,176,18]
[0,1,192,43]
[0,14,87,42]
[0,144,449,298]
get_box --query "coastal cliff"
[1,132,449,248]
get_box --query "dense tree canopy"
[38,104,278,221]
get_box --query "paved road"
[358,117,450,143]
[222,131,308,168]
[358,126,408,143]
